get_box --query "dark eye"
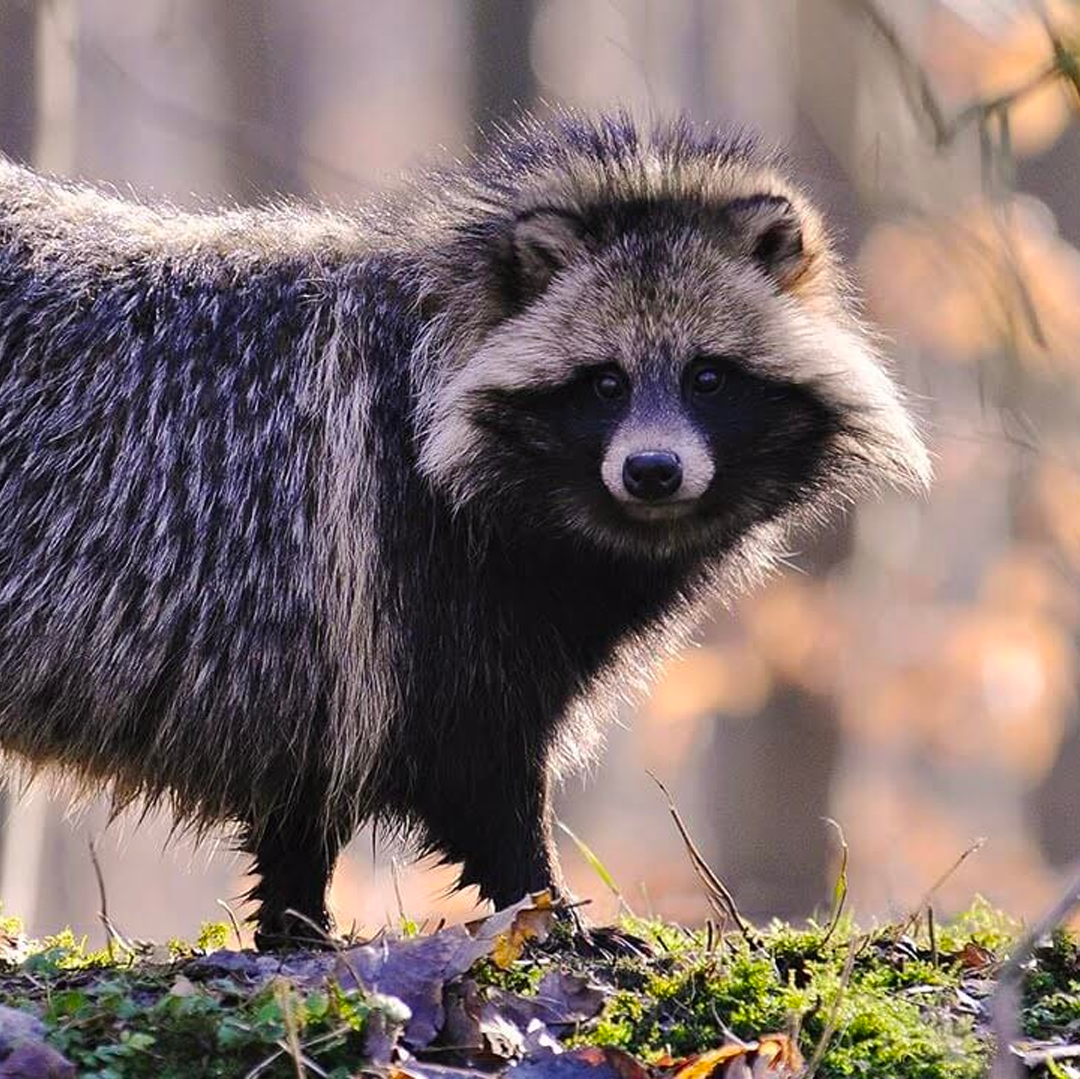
[593,369,628,402]
[691,362,724,396]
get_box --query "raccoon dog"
[0,114,929,946]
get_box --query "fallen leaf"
[442,977,527,1065]
[670,1036,803,1079]
[392,1063,484,1079]
[336,926,489,1048]
[671,1045,748,1079]
[488,971,607,1032]
[467,892,558,970]
[523,1018,564,1057]
[0,1042,75,1079]
[1011,1039,1080,1070]
[956,942,996,972]
[0,1007,44,1054]
[363,994,413,1065]
[507,1045,650,1079]
[753,1035,804,1077]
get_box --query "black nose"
[622,451,683,502]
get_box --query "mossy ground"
[0,917,383,1078]
[0,900,1078,1077]
[569,910,1001,1079]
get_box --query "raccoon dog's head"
[419,117,929,560]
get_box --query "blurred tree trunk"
[0,0,61,929]
[0,0,36,892]
[707,126,863,918]
[0,2,35,162]
[469,0,537,141]
[1017,128,1080,870]
[211,0,307,199]
[706,530,850,920]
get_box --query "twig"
[216,899,245,951]
[292,1053,327,1078]
[639,881,655,921]
[242,1025,354,1079]
[276,981,306,1079]
[243,1043,289,1079]
[990,861,1080,1079]
[895,837,986,942]
[841,0,950,143]
[87,836,134,960]
[648,772,758,947]
[844,0,1063,148]
[87,837,114,962]
[283,908,364,994]
[281,908,336,950]
[801,936,859,1079]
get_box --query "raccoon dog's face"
[421,189,928,559]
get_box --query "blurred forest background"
[1,0,1080,946]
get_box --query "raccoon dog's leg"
[243,798,351,951]
[413,748,652,955]
[414,752,561,910]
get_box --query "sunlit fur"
[0,113,929,943]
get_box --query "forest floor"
[1,891,1080,1079]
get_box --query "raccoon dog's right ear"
[510,207,589,298]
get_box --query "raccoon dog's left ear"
[723,194,806,286]
[511,207,589,298]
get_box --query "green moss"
[18,928,115,973]
[470,955,546,994]
[37,975,377,1078]
[1022,929,1080,1039]
[595,950,800,1059]
[800,971,982,1079]
[1024,985,1080,1040]
[619,915,701,958]
[934,896,1022,955]
[195,921,231,954]
[577,916,990,1079]
[0,923,387,1078]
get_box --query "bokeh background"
[2,0,1080,946]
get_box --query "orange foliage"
[1033,460,1080,569]
[647,646,772,725]
[941,610,1072,776]
[842,547,1075,779]
[980,545,1079,625]
[861,197,1080,368]
[923,3,1079,156]
[741,577,843,696]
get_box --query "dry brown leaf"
[508,1046,652,1079]
[466,891,558,970]
[669,1035,804,1079]
[956,941,997,971]
[753,1035,804,1076]
[670,1045,748,1079]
